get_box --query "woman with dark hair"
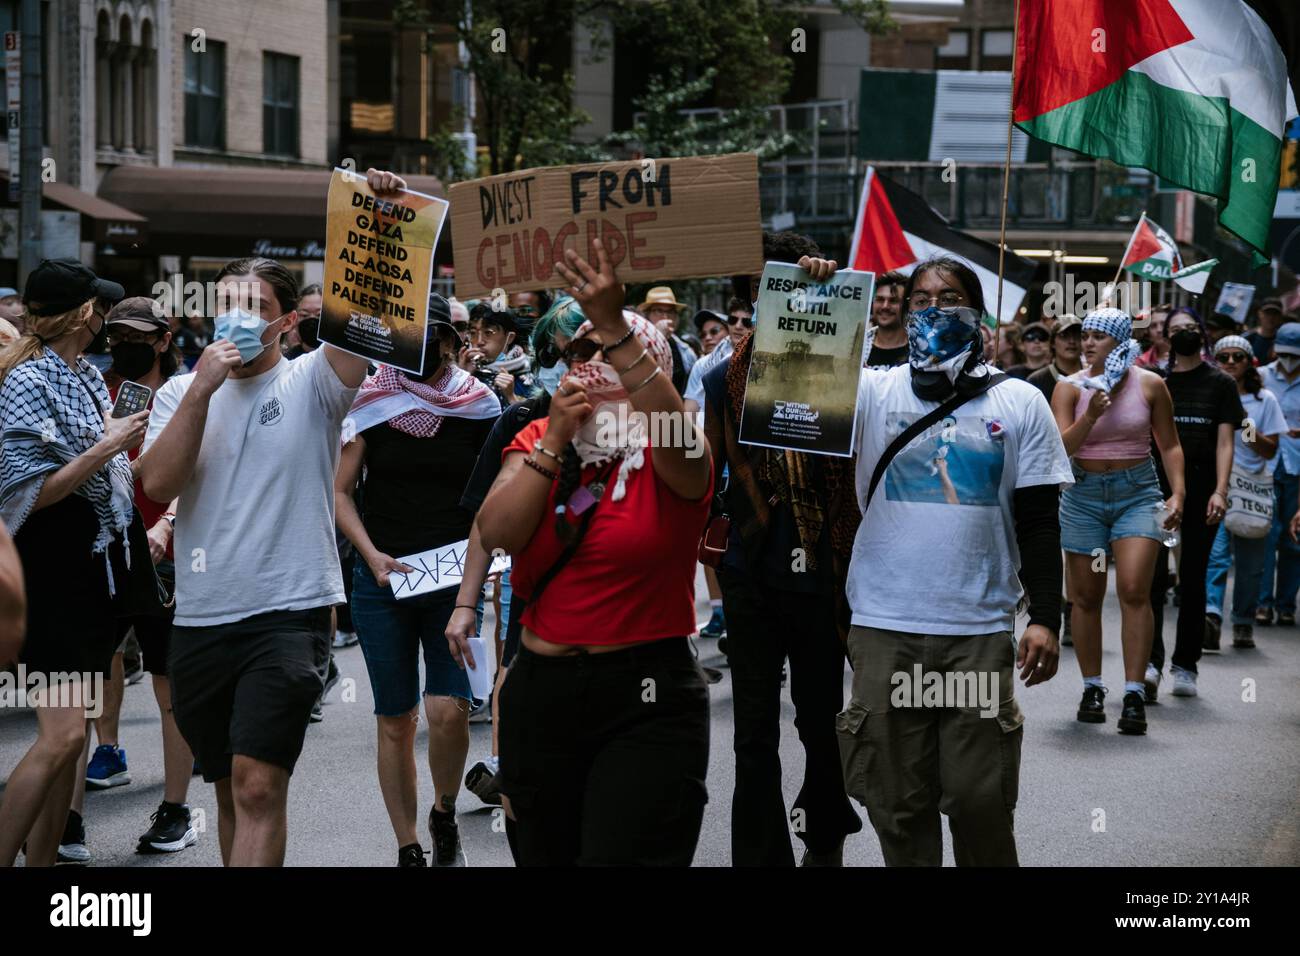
[1203,336,1283,650]
[1051,308,1183,735]
[1145,306,1243,700]
[0,260,146,866]
[335,303,500,867]
[477,239,713,866]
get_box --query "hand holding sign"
[797,255,839,282]
[367,551,416,588]
[365,168,408,196]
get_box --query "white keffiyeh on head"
[1079,307,1141,393]
[0,348,134,553]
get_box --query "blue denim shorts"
[1060,458,1165,555]
[350,562,473,716]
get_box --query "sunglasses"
[727,314,754,328]
[1022,332,1049,343]
[562,338,602,365]
[1217,352,1250,364]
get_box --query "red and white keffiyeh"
[347,362,500,439]
[562,312,674,500]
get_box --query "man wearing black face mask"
[285,285,323,360]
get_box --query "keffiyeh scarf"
[0,349,134,554]
[1080,307,1141,393]
[563,313,673,501]
[347,361,500,438]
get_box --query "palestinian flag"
[1014,0,1299,264]
[847,166,1038,324]
[1119,213,1218,293]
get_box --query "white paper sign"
[465,637,493,701]
[388,538,510,599]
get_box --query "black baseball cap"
[1206,310,1240,331]
[1259,297,1284,312]
[692,309,726,332]
[22,258,125,318]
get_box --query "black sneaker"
[1232,624,1256,649]
[1203,614,1221,652]
[465,761,502,807]
[137,802,198,854]
[1279,611,1296,627]
[428,806,466,867]
[56,810,90,864]
[322,655,341,699]
[397,843,428,867]
[1117,691,1148,735]
[1076,685,1106,723]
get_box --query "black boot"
[1076,685,1106,723]
[1117,691,1148,735]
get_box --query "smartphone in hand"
[111,381,153,418]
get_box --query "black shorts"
[116,561,176,676]
[169,607,331,783]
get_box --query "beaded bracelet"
[618,348,649,374]
[627,365,663,395]
[522,455,558,481]
[603,325,636,354]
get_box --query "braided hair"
[553,444,584,543]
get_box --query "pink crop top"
[1074,372,1151,459]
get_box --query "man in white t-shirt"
[839,255,1072,867]
[137,169,408,866]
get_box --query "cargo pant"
[837,626,1024,867]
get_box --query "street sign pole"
[17,0,42,284]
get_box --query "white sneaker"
[1143,664,1161,703]
[1170,667,1198,697]
[332,629,359,649]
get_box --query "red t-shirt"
[110,381,173,560]
[503,417,711,646]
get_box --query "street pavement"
[2,570,1297,867]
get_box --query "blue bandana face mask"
[214,308,282,366]
[906,306,982,371]
[537,360,568,395]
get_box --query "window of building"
[980,29,1014,71]
[263,52,300,157]
[935,28,971,70]
[184,39,225,149]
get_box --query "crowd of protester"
[2,165,1299,868]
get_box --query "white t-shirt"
[684,336,733,407]
[1237,387,1286,473]
[848,364,1074,635]
[144,348,359,627]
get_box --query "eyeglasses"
[907,291,966,310]
[727,313,754,328]
[562,338,602,365]
[1217,352,1250,364]
[107,330,161,347]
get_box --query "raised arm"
[138,341,241,503]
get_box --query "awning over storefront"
[44,181,149,246]
[98,166,445,260]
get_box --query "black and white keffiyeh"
[0,348,134,554]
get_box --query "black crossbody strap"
[865,373,1007,514]
[528,459,618,605]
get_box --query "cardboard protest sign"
[322,168,449,375]
[389,538,511,600]
[738,262,875,458]
[1214,282,1256,326]
[449,152,763,299]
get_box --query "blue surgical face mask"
[214,308,282,366]
[537,360,568,395]
[906,305,982,370]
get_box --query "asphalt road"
[2,571,1297,867]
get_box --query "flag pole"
[994,0,1022,360]
[1107,209,1146,307]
